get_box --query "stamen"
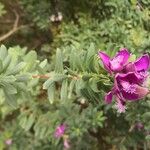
[122,82,136,94]
[115,100,126,113]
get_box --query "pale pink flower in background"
[5,139,12,145]
[54,124,66,138]
[135,122,144,131]
[63,138,70,149]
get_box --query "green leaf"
[0,60,3,73]
[15,82,28,93]
[75,79,86,95]
[0,45,7,61]
[86,43,96,71]
[66,67,78,76]
[15,74,30,82]
[0,75,16,83]
[39,127,47,139]
[55,48,64,73]
[143,112,150,120]
[47,83,55,104]
[2,55,11,72]
[69,49,76,70]
[146,135,150,141]
[3,83,17,94]
[0,76,17,94]
[60,79,68,101]
[74,52,84,71]
[89,78,100,93]
[82,73,92,81]
[23,51,37,72]
[24,114,35,131]
[39,59,47,68]
[128,54,136,62]
[43,78,54,90]
[4,90,17,108]
[6,62,26,75]
[43,74,67,89]
[19,116,27,129]
[68,79,76,99]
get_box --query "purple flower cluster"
[54,124,66,138]
[99,49,150,113]
[54,124,70,149]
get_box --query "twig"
[120,124,135,144]
[32,75,50,79]
[0,20,14,24]
[137,1,144,11]
[0,11,27,42]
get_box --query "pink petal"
[124,62,136,73]
[5,139,12,145]
[115,72,149,101]
[54,124,66,138]
[98,51,111,73]
[105,91,113,104]
[116,48,130,64]
[115,72,140,85]
[110,48,130,72]
[135,85,149,99]
[135,54,150,71]
[121,84,149,101]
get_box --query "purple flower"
[98,48,130,73]
[124,54,150,82]
[99,49,150,113]
[135,54,150,72]
[115,72,149,101]
[5,139,12,146]
[54,124,66,138]
[105,72,149,112]
[54,124,71,149]
[104,91,113,104]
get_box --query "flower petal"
[105,91,113,104]
[121,90,139,100]
[115,72,149,101]
[124,62,136,73]
[54,124,66,138]
[135,54,150,71]
[135,85,149,99]
[115,72,140,85]
[110,48,130,72]
[98,51,111,73]
[121,85,149,101]
[116,48,130,64]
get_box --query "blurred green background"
[0,0,150,150]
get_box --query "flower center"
[121,81,136,94]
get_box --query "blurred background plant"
[0,0,150,149]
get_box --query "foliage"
[0,0,150,149]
